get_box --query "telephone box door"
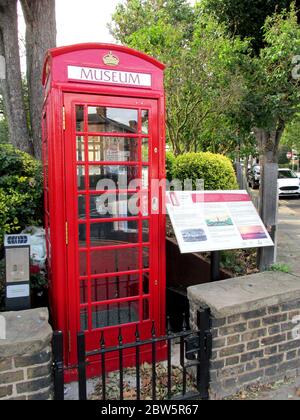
[64,93,164,370]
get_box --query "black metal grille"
[279,186,299,191]
[52,309,212,401]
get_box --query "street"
[277,197,300,275]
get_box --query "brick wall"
[188,272,300,399]
[0,309,53,400]
[190,298,300,399]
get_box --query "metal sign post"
[5,235,31,311]
[211,251,221,282]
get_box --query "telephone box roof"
[43,43,166,85]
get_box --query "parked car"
[278,168,300,197]
[247,165,261,189]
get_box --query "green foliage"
[282,113,300,152]
[220,249,258,276]
[0,144,43,249]
[201,0,295,54]
[172,152,238,190]
[111,0,252,156]
[278,145,291,164]
[242,6,300,133]
[111,1,300,167]
[0,118,9,144]
[270,263,291,273]
[30,269,49,292]
[109,0,195,45]
[0,96,9,144]
[166,151,176,181]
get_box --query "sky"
[19,0,196,47]
[17,0,195,71]
[55,0,123,46]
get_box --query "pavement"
[277,198,300,275]
[233,196,300,400]
[229,376,300,400]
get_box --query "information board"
[166,191,274,254]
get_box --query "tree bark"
[254,125,284,271]
[0,0,32,154]
[21,0,56,159]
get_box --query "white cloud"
[56,0,123,46]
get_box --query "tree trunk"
[0,0,32,154]
[244,156,250,190]
[21,0,56,159]
[254,125,284,271]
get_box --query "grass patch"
[270,263,291,274]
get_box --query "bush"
[172,152,238,190]
[0,144,43,251]
[0,119,9,145]
[166,151,176,181]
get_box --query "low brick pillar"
[188,272,300,399]
[0,308,53,400]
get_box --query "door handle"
[152,197,159,212]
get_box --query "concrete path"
[277,198,300,275]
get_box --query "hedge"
[172,152,238,190]
[166,151,176,181]
[0,144,43,251]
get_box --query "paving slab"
[0,308,52,357]
[188,271,300,318]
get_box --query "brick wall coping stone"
[0,308,52,358]
[188,271,300,318]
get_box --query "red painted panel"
[43,43,165,92]
[42,45,166,378]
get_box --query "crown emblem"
[103,52,120,66]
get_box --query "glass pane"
[92,301,139,329]
[79,252,87,276]
[79,224,87,247]
[90,193,139,219]
[90,221,139,247]
[76,106,84,131]
[143,299,150,321]
[142,138,149,162]
[141,192,149,216]
[80,281,88,304]
[143,273,149,295]
[88,136,138,162]
[91,274,140,302]
[77,166,86,190]
[90,247,139,275]
[142,220,149,242]
[80,307,88,331]
[142,167,149,189]
[142,110,149,134]
[77,136,85,161]
[78,196,86,219]
[88,107,138,133]
[89,166,139,191]
[143,247,150,269]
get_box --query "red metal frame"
[42,44,166,379]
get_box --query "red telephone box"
[42,44,166,377]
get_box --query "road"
[277,198,300,275]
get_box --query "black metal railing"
[52,309,212,401]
